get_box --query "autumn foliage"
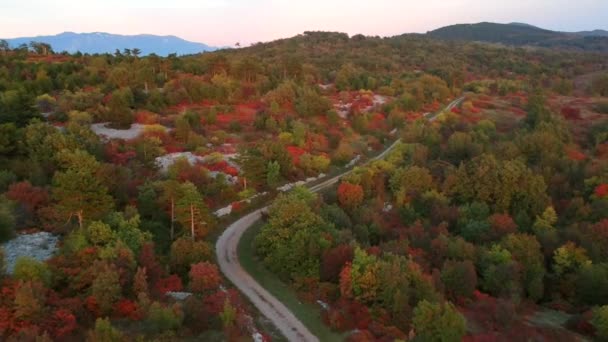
[188,262,221,293]
[337,182,364,211]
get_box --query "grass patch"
[238,221,345,342]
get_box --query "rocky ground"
[1,232,59,273]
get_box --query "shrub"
[87,317,123,341]
[593,305,608,341]
[188,262,221,293]
[146,302,183,333]
[412,300,467,342]
[13,257,52,286]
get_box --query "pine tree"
[176,182,211,240]
[52,150,113,229]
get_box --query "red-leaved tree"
[188,262,221,293]
[337,182,364,211]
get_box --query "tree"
[501,234,545,301]
[87,221,115,246]
[146,302,183,333]
[295,86,331,117]
[299,154,330,175]
[138,243,163,284]
[14,280,46,321]
[220,299,237,330]
[188,262,221,293]
[0,123,20,156]
[158,180,181,240]
[0,196,15,242]
[266,160,281,187]
[349,247,380,304]
[525,89,552,128]
[412,300,466,342]
[390,166,434,206]
[441,260,477,300]
[488,213,518,241]
[479,245,520,298]
[106,88,134,129]
[591,73,608,97]
[29,41,53,55]
[321,245,354,282]
[448,154,549,217]
[13,257,52,286]
[576,263,608,306]
[444,131,481,164]
[337,182,364,211]
[553,242,592,277]
[91,263,122,315]
[533,206,558,232]
[176,182,212,240]
[52,150,113,229]
[255,190,334,280]
[133,267,149,297]
[0,39,9,53]
[87,317,123,342]
[169,237,213,276]
[593,305,608,341]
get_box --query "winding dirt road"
[216,97,464,341]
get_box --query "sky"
[2,0,608,47]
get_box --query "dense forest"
[0,32,607,340]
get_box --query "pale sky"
[1,0,607,46]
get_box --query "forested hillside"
[429,22,608,52]
[0,31,607,340]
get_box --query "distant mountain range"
[4,23,608,57]
[2,32,217,56]
[427,22,608,52]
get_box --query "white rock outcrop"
[1,232,59,274]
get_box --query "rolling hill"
[427,22,608,52]
[2,32,216,56]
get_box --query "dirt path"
[215,97,464,341]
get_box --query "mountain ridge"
[427,22,608,52]
[2,31,217,56]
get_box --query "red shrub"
[155,275,183,295]
[231,201,244,213]
[337,182,364,210]
[134,111,159,124]
[6,181,49,214]
[85,296,100,317]
[45,309,77,338]
[0,307,13,335]
[567,148,587,161]
[489,213,518,239]
[561,106,581,120]
[595,184,608,198]
[113,299,140,320]
[286,146,307,165]
[188,262,221,293]
[321,245,354,282]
